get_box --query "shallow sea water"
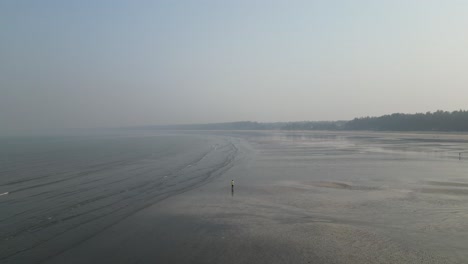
[2,131,468,263]
[0,133,238,263]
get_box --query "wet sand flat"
[44,131,468,264]
[3,131,468,263]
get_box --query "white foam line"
[0,192,9,196]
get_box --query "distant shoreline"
[126,110,468,132]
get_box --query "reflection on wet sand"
[32,131,468,264]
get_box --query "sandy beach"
[28,131,468,263]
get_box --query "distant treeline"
[136,110,468,132]
[345,110,468,131]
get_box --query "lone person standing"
[231,179,235,190]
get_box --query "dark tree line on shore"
[345,110,468,131]
[135,110,468,132]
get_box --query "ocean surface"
[0,133,239,263]
[1,131,468,263]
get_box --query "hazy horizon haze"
[2,0,468,135]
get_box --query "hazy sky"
[1,0,468,134]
